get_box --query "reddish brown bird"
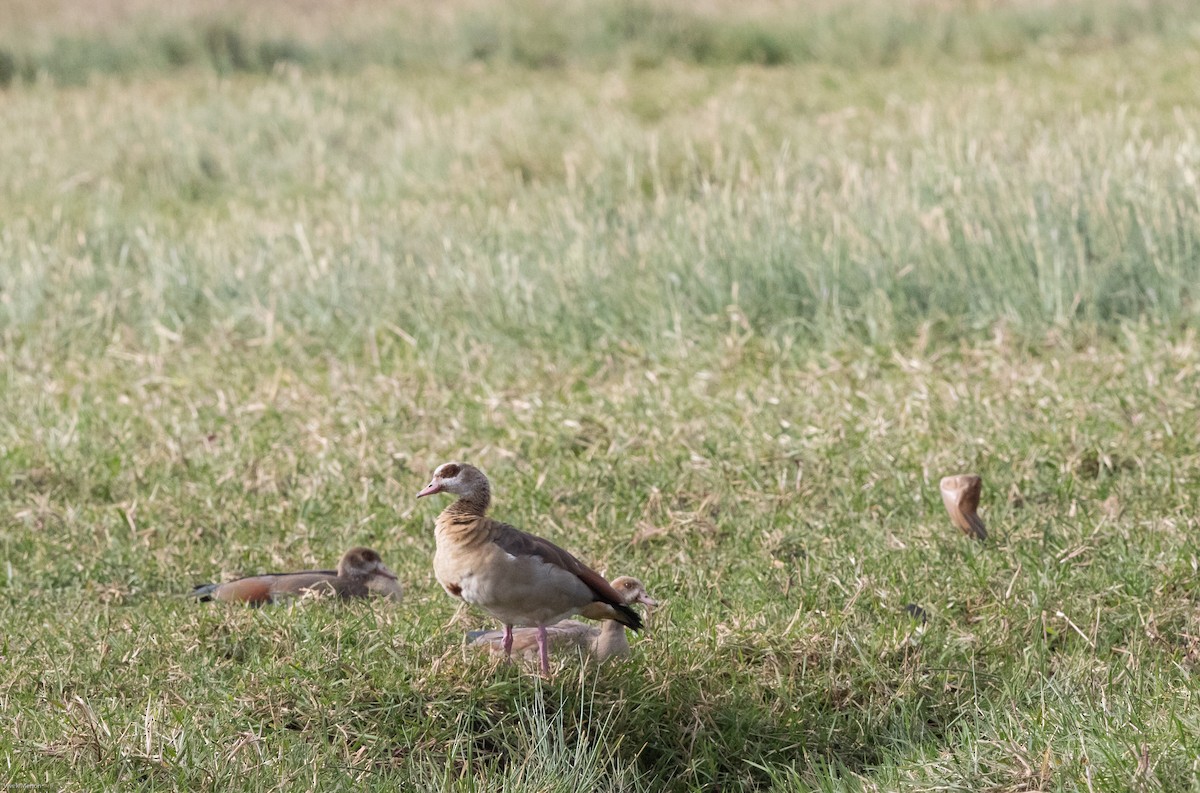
[418,462,642,675]
[191,547,401,605]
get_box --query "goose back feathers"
[191,547,401,605]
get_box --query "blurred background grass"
[2,0,1199,373]
[3,0,1200,84]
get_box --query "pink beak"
[637,593,659,608]
[416,480,442,499]
[376,565,398,581]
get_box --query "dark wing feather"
[490,521,643,631]
[258,569,338,578]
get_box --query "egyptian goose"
[191,546,402,605]
[417,462,642,674]
[939,474,987,541]
[467,576,658,662]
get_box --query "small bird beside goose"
[418,461,642,674]
[467,575,658,663]
[191,546,402,605]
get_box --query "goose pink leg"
[503,624,514,658]
[537,625,550,675]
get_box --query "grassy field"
[2,0,1200,790]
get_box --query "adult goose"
[191,546,402,605]
[418,462,641,674]
[467,576,657,663]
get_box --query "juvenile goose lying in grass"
[467,576,658,663]
[418,462,642,674]
[191,547,402,605]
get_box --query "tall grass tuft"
[415,681,646,792]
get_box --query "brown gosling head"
[337,547,398,582]
[610,576,659,608]
[416,462,490,501]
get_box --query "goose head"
[337,547,398,582]
[417,462,490,504]
[610,576,658,608]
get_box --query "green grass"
[2,1,1200,790]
